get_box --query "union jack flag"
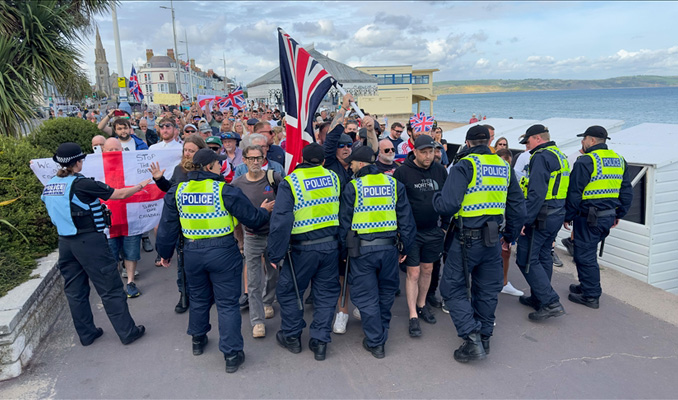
[278,27,336,174]
[128,66,144,102]
[409,112,434,133]
[217,86,246,113]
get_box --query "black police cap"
[53,142,86,165]
[577,125,610,139]
[465,125,490,141]
[192,148,219,168]
[345,146,376,164]
[302,142,325,165]
[519,124,549,144]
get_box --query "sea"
[416,86,678,128]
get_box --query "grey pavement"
[1,245,677,399]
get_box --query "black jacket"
[323,125,352,189]
[392,152,449,231]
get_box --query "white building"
[137,49,230,105]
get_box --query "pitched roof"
[247,48,377,87]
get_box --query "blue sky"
[82,1,678,86]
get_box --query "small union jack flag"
[409,112,434,133]
[128,66,144,102]
[217,86,246,113]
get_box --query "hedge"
[0,117,101,297]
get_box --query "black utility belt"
[454,228,483,240]
[578,208,616,218]
[454,220,501,247]
[359,238,396,247]
[290,235,336,246]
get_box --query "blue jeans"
[107,234,142,262]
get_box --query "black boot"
[569,284,583,294]
[121,325,145,345]
[362,337,385,359]
[518,295,540,311]
[568,293,599,309]
[481,335,490,355]
[276,330,302,353]
[417,305,437,324]
[225,350,245,373]
[175,293,188,313]
[308,338,327,361]
[529,302,566,321]
[80,327,104,346]
[453,332,487,363]
[426,293,442,308]
[192,335,208,356]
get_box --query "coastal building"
[247,45,378,110]
[137,49,229,105]
[355,65,439,117]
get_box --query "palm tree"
[0,0,116,137]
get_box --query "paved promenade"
[1,247,677,399]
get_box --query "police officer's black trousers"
[57,232,138,344]
[348,246,399,347]
[440,235,503,338]
[277,248,340,343]
[516,212,565,307]
[183,236,242,355]
[573,214,614,298]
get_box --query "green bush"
[30,117,102,154]
[0,135,57,297]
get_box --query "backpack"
[266,169,279,195]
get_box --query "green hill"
[434,75,678,94]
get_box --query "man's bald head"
[103,137,123,152]
[92,135,106,148]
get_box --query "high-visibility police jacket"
[581,149,625,200]
[41,175,106,236]
[284,165,340,234]
[455,153,510,218]
[176,179,236,239]
[350,173,398,234]
[522,145,570,200]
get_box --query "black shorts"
[406,227,445,267]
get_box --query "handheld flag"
[217,86,246,113]
[278,27,336,174]
[409,112,434,133]
[129,66,144,102]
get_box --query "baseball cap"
[519,124,549,144]
[192,148,218,168]
[199,124,212,133]
[339,133,353,145]
[577,125,610,139]
[183,123,197,132]
[220,132,241,141]
[205,136,222,146]
[414,135,436,150]
[345,146,376,164]
[247,118,259,126]
[465,125,490,141]
[302,143,324,165]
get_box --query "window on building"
[159,73,165,81]
[413,75,430,84]
[622,164,647,225]
[374,73,412,85]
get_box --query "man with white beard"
[375,139,399,176]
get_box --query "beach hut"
[556,123,678,294]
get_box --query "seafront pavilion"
[1,243,677,398]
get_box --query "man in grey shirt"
[231,144,282,339]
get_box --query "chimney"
[145,49,154,62]
[167,49,175,61]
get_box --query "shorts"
[107,234,142,262]
[406,227,445,267]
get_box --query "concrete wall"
[0,251,66,381]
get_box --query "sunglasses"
[497,143,507,147]
[160,123,175,128]
[260,130,273,135]
[184,129,196,133]
[394,129,403,134]
[383,148,395,153]
[244,156,264,162]
[209,146,221,151]
[338,143,353,148]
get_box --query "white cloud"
[475,58,490,68]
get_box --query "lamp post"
[220,53,228,93]
[111,4,131,113]
[179,31,194,101]
[160,1,182,100]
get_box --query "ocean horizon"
[416,86,678,129]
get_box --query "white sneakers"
[353,308,361,320]
[501,282,524,297]
[333,312,348,334]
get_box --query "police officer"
[41,143,147,346]
[268,143,341,361]
[564,126,633,309]
[515,124,570,321]
[338,146,416,358]
[433,126,525,363]
[156,148,272,373]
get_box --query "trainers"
[529,301,566,321]
[352,308,361,320]
[552,249,564,268]
[501,282,524,297]
[125,282,141,298]
[408,318,422,337]
[333,312,348,334]
[561,237,574,257]
[264,305,275,319]
[417,305,437,324]
[239,293,249,310]
[442,300,450,314]
[426,293,443,308]
[142,237,153,252]
[253,323,266,338]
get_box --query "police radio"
[101,203,112,228]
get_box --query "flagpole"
[334,84,364,119]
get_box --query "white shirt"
[150,140,182,150]
[513,150,532,179]
[119,138,135,151]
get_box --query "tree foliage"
[0,0,116,137]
